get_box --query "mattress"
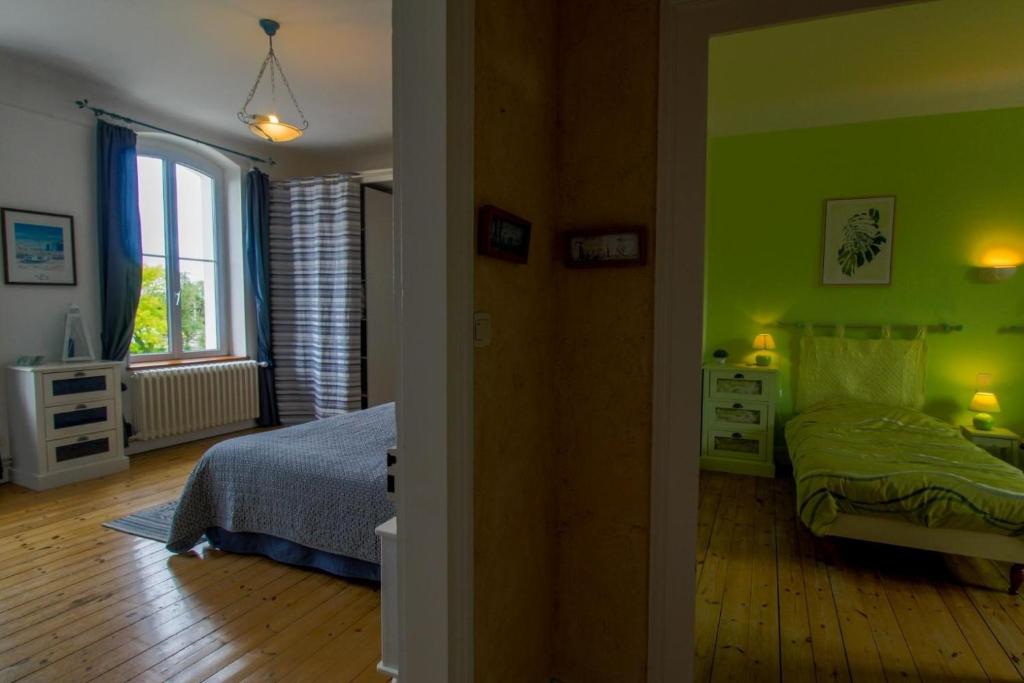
[166,402,396,578]
[785,400,1024,537]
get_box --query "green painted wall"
[705,106,1024,442]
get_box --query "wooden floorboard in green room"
[695,470,1024,682]
[0,433,387,683]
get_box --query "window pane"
[175,164,216,260]
[137,156,166,256]
[179,259,218,352]
[131,256,170,355]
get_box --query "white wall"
[0,52,313,463]
[0,51,396,465]
[365,185,396,405]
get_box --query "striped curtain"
[268,174,363,423]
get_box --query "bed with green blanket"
[787,400,1024,537]
[785,327,1024,594]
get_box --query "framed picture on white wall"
[820,196,895,286]
[1,208,77,286]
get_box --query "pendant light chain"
[270,49,308,128]
[237,19,309,138]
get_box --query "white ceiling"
[709,0,1024,137]
[0,0,391,152]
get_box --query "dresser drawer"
[705,429,768,463]
[44,400,116,439]
[46,430,118,472]
[43,368,114,406]
[706,399,769,431]
[706,369,772,401]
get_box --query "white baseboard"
[125,420,256,456]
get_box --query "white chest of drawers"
[6,361,129,490]
[701,364,778,478]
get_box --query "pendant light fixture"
[238,18,309,143]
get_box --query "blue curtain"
[244,168,280,426]
[96,121,143,361]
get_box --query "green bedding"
[785,401,1024,537]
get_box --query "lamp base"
[755,354,771,367]
[973,413,995,430]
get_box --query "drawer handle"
[74,371,86,377]
[733,373,745,379]
[732,432,743,439]
[732,403,743,409]
[77,436,89,442]
[76,404,87,410]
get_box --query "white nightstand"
[960,424,1022,469]
[6,361,128,490]
[700,364,778,478]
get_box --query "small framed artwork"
[565,227,647,268]
[821,196,895,286]
[2,208,77,286]
[478,205,531,263]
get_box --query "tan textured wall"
[553,1,660,681]
[473,0,559,680]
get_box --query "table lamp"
[970,373,1000,430]
[752,333,776,367]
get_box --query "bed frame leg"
[1010,564,1024,596]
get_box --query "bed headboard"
[794,327,927,412]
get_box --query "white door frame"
[648,1,914,681]
[393,0,475,681]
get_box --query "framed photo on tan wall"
[821,196,895,286]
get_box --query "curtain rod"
[75,99,275,166]
[773,321,964,333]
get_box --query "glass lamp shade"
[752,333,776,351]
[969,391,1001,414]
[245,114,304,143]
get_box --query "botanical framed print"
[2,208,77,285]
[820,196,895,286]
[564,227,647,268]
[478,205,531,263]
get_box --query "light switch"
[473,312,492,347]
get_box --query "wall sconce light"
[976,248,1020,283]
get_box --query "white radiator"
[131,361,259,441]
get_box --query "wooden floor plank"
[0,432,382,683]
[236,590,382,682]
[747,477,780,682]
[774,478,816,683]
[795,523,850,682]
[698,472,1022,683]
[709,476,759,679]
[694,474,742,682]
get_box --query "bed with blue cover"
[166,402,396,581]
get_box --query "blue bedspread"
[166,402,396,567]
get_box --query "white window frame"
[132,139,229,362]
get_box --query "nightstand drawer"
[46,430,118,472]
[706,369,772,401]
[43,368,115,406]
[705,429,768,462]
[706,399,769,431]
[972,438,1019,465]
[44,400,116,439]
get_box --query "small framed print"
[564,227,647,268]
[2,208,77,286]
[478,205,532,263]
[821,196,895,286]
